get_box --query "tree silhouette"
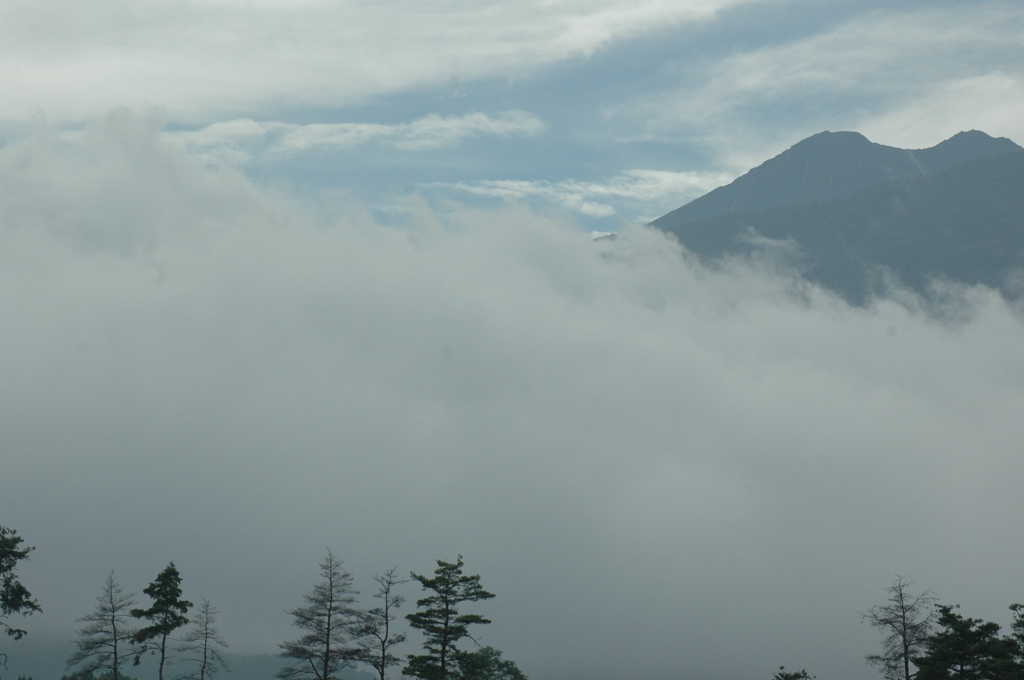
[1,524,41,668]
[278,549,363,680]
[176,598,230,680]
[132,562,193,680]
[455,646,528,680]
[404,556,495,680]
[863,575,938,680]
[913,604,1020,680]
[358,567,408,680]
[66,571,138,680]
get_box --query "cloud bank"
[612,2,1024,168]
[168,111,547,167]
[0,0,766,121]
[433,169,734,218]
[3,114,1024,680]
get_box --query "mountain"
[651,130,1024,303]
[652,130,1022,228]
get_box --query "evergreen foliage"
[176,598,230,680]
[66,572,138,680]
[0,525,41,668]
[278,549,363,680]
[131,562,193,680]
[912,605,1021,680]
[1010,605,1024,667]
[357,567,408,680]
[404,556,495,680]
[454,646,528,680]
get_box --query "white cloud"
[0,0,773,122]
[4,114,1024,678]
[275,110,546,152]
[434,168,734,218]
[613,3,1024,167]
[166,111,545,164]
[859,73,1024,150]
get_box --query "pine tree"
[455,646,528,680]
[278,549,363,680]
[1,524,41,668]
[1010,604,1024,668]
[358,567,408,680]
[176,598,230,680]
[132,562,193,680]
[404,556,495,680]
[66,571,138,680]
[913,604,1021,680]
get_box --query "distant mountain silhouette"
[651,130,1024,303]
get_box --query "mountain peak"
[913,129,1021,173]
[651,130,1023,229]
[798,130,872,145]
[649,129,1024,304]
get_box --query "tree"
[66,571,138,680]
[132,562,192,680]
[1010,604,1024,666]
[1,525,41,668]
[278,549,363,680]
[454,646,528,680]
[404,555,495,680]
[176,598,230,680]
[863,575,939,680]
[913,604,1021,680]
[773,667,815,680]
[357,567,408,680]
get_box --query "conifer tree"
[358,567,408,680]
[1,524,41,667]
[132,562,192,680]
[455,646,528,680]
[913,604,1021,680]
[404,556,495,680]
[278,549,363,680]
[176,598,230,680]
[66,571,138,680]
[1010,604,1024,667]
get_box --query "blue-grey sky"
[3,0,1023,228]
[2,2,1024,680]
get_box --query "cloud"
[432,168,734,218]
[272,110,546,153]
[611,2,1024,167]
[0,0,773,122]
[859,73,1024,150]
[4,113,1024,680]
[166,111,546,165]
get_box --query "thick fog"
[3,114,1024,679]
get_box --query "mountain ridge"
[651,129,1024,230]
[650,130,1024,304]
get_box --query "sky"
[2,1,1024,679]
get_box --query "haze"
[2,2,1024,679]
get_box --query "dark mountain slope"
[661,152,1024,303]
[913,129,1022,173]
[651,130,1023,230]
